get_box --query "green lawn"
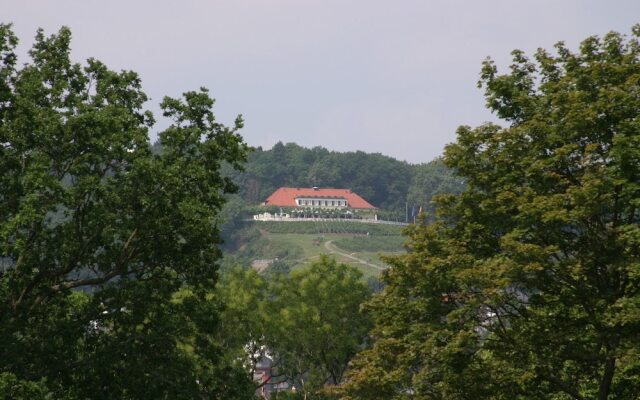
[266,232,405,278]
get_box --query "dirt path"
[324,240,388,271]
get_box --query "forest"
[1,23,640,400]
[224,142,463,213]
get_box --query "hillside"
[217,142,463,276]
[219,220,406,281]
[222,142,465,217]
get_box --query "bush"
[254,221,403,236]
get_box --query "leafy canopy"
[0,24,252,399]
[342,26,640,400]
[217,256,372,399]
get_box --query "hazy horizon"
[4,0,640,163]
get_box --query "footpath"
[323,240,388,271]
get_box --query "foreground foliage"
[218,256,372,398]
[0,25,252,399]
[342,27,640,399]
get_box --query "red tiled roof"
[263,187,376,209]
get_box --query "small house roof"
[263,187,376,209]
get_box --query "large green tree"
[268,256,372,395]
[0,25,252,399]
[342,27,640,399]
[216,257,372,399]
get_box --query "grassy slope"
[226,221,407,278]
[268,232,405,279]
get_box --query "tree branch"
[542,373,587,400]
[50,268,122,291]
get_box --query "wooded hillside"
[223,142,464,216]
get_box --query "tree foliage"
[224,141,461,215]
[269,256,372,393]
[341,27,640,400]
[0,25,252,399]
[405,158,465,220]
[217,256,372,398]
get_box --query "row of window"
[295,198,348,207]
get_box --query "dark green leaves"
[0,25,250,399]
[343,26,640,400]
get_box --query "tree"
[215,257,372,399]
[216,266,272,378]
[341,27,640,399]
[405,158,465,220]
[268,256,372,396]
[0,25,252,399]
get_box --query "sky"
[3,0,640,164]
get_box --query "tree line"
[223,142,464,217]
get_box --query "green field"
[252,231,405,279]
[222,221,407,279]
[223,220,407,279]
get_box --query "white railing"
[250,215,408,226]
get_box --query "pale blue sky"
[3,0,640,163]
